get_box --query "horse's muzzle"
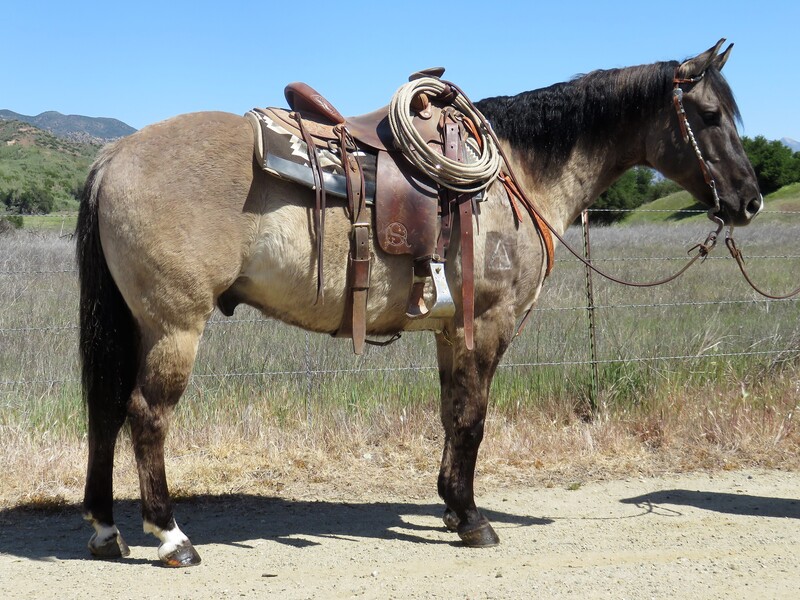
[717,192,763,226]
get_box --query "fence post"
[581,209,600,413]
[304,331,313,426]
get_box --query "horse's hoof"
[458,518,500,547]
[442,508,460,532]
[160,541,202,567]
[88,531,131,559]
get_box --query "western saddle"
[246,69,553,354]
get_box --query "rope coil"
[388,77,502,193]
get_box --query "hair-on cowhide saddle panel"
[246,107,377,203]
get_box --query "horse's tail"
[76,150,138,415]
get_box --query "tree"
[1,185,56,214]
[742,136,800,194]
[592,167,655,224]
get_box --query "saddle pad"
[246,109,377,202]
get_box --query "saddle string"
[292,111,327,303]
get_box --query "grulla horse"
[77,40,761,565]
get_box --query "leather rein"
[481,71,725,291]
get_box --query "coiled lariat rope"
[388,77,502,193]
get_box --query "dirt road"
[1,469,799,599]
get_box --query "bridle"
[672,70,724,230]
[673,70,800,300]
[488,72,728,295]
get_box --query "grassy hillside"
[0,120,99,213]
[622,182,800,225]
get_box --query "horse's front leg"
[436,307,514,546]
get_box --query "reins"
[472,72,728,289]
[725,233,800,299]
[420,73,800,324]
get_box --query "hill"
[781,137,800,153]
[622,183,800,225]
[0,109,135,144]
[0,120,99,213]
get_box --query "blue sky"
[5,1,798,141]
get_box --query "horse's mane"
[475,60,741,174]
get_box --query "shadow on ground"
[0,494,552,562]
[620,489,800,519]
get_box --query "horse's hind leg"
[129,326,204,567]
[436,307,514,547]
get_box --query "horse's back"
[93,111,259,332]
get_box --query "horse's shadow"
[0,494,552,563]
[620,489,800,519]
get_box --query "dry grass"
[2,365,798,509]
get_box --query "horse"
[76,39,761,566]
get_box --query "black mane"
[475,60,741,174]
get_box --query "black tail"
[76,157,138,417]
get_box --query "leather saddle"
[246,69,489,354]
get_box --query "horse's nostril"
[746,195,763,218]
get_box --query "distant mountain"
[781,137,800,153]
[0,109,136,144]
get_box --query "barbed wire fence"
[1,207,799,411]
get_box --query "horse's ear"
[713,43,734,71]
[677,38,727,79]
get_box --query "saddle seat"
[283,81,394,152]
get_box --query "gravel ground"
[1,469,799,599]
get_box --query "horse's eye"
[701,111,721,126]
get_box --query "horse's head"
[646,39,762,226]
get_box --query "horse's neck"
[501,138,640,234]
[480,68,667,233]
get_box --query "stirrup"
[405,261,455,319]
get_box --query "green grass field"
[623,182,800,225]
[7,212,78,233]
